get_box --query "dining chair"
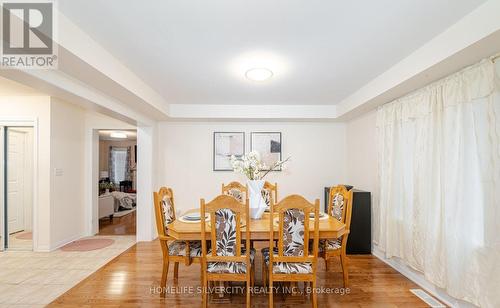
[262,195,320,308]
[262,181,278,207]
[318,185,353,287]
[200,195,254,308]
[153,187,202,296]
[221,181,248,203]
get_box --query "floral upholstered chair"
[200,195,254,308]
[261,181,278,208]
[153,187,202,296]
[221,181,247,203]
[261,195,320,308]
[318,185,353,287]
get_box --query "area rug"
[61,238,114,251]
[113,207,136,218]
[15,232,32,240]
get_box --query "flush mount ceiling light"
[245,68,273,81]
[110,132,127,139]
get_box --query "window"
[110,147,128,185]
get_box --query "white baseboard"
[371,245,477,308]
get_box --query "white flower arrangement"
[230,150,290,180]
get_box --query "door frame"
[0,118,38,251]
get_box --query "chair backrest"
[200,195,250,266]
[269,194,319,265]
[327,185,353,231]
[221,181,248,203]
[153,187,176,238]
[262,181,278,207]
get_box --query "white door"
[7,129,26,234]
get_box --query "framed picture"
[213,132,245,171]
[250,132,282,170]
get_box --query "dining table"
[167,208,346,240]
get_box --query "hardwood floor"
[98,210,136,235]
[48,240,429,307]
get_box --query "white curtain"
[376,59,500,307]
[109,147,130,185]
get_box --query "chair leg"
[174,262,179,282]
[262,261,267,288]
[340,253,349,288]
[311,279,317,308]
[246,274,251,308]
[160,259,170,297]
[201,266,207,308]
[251,264,255,287]
[269,278,273,308]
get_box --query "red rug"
[15,232,32,240]
[60,238,114,251]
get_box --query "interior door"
[7,128,26,234]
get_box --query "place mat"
[309,212,329,220]
[178,214,210,223]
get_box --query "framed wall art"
[250,132,282,170]
[213,132,245,171]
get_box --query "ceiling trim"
[168,104,337,120]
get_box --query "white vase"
[247,180,266,219]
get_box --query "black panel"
[324,187,372,254]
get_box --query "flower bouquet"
[230,151,290,218]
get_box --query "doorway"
[96,130,137,235]
[1,126,34,251]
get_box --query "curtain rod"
[492,54,500,62]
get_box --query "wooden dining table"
[167,209,346,240]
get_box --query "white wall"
[0,95,89,250]
[157,121,347,213]
[345,110,379,243]
[49,98,86,249]
[0,96,51,250]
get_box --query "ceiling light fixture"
[245,68,273,81]
[110,132,127,139]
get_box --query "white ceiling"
[59,0,486,106]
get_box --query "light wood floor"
[98,211,136,235]
[48,240,429,307]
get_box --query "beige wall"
[157,121,347,214]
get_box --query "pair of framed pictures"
[213,132,282,171]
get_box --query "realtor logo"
[1,0,57,68]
